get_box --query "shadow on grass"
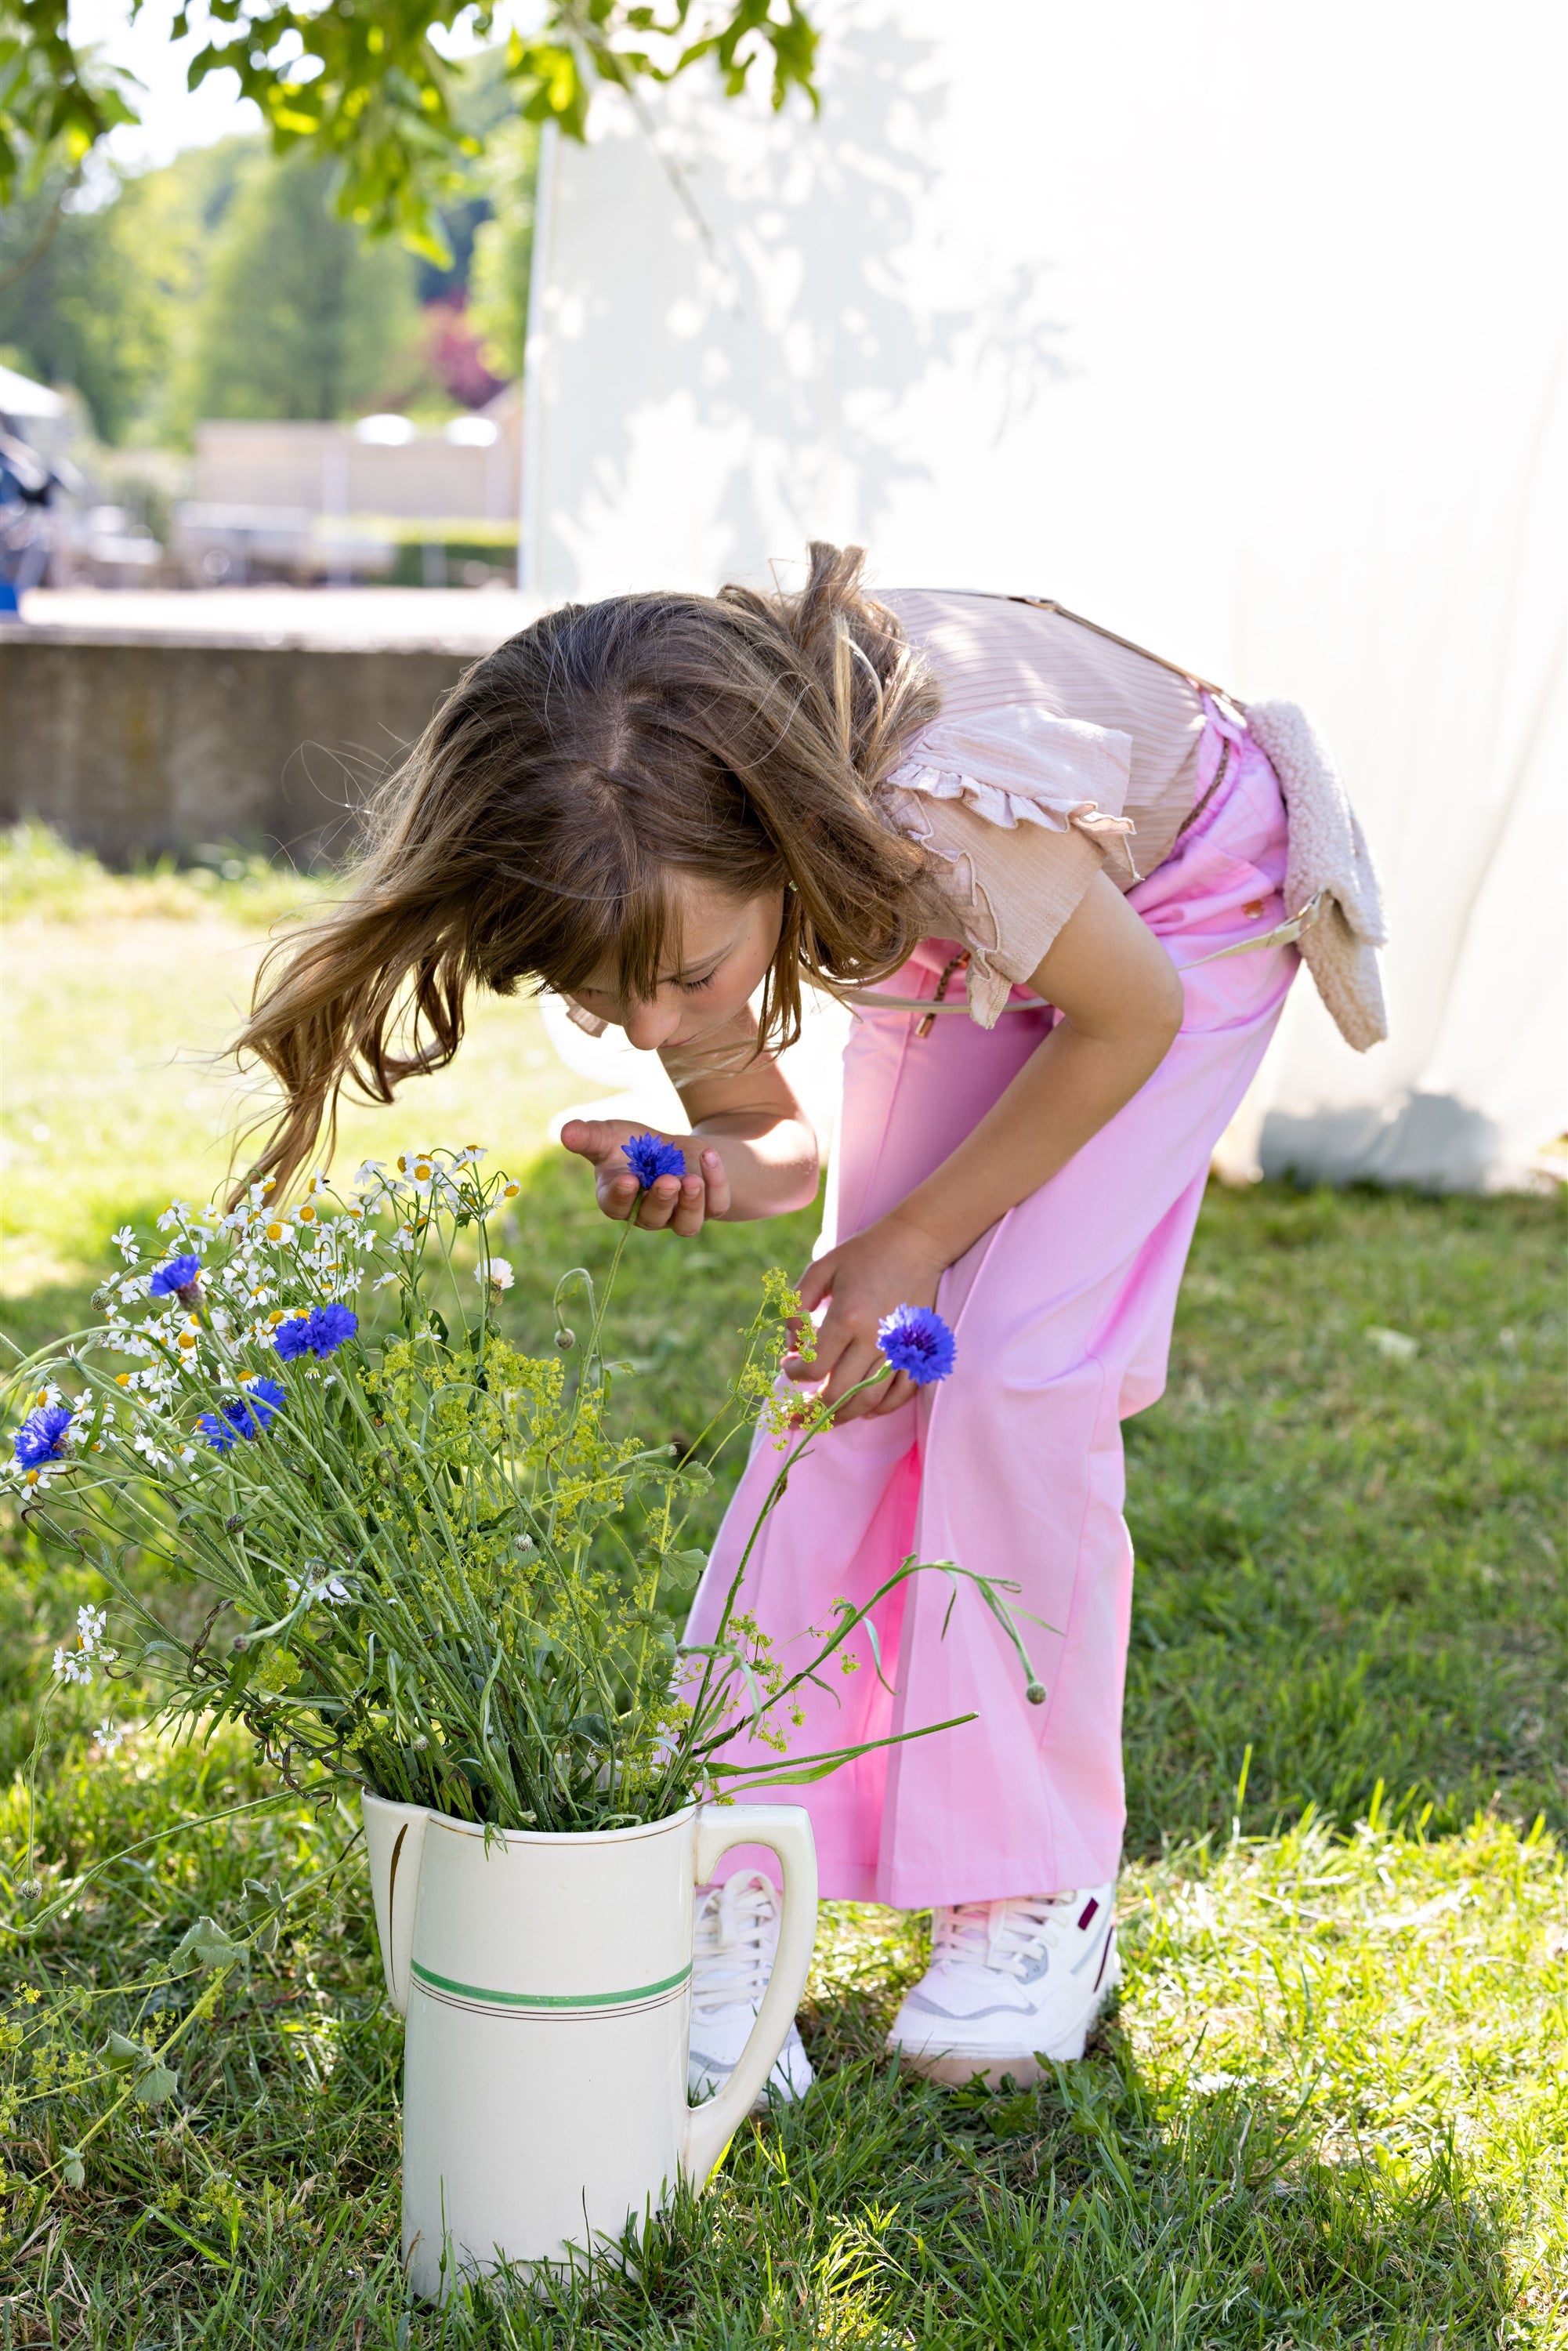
[0,1172,1556,2346]
[397,1992,1517,2349]
[0,1788,1529,2350]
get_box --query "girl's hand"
[786,1215,950,1422]
[559,1120,731,1235]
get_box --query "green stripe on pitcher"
[410,1959,693,2010]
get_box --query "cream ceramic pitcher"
[363,1791,818,2300]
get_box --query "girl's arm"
[558,1007,820,1233]
[792,872,1184,1419]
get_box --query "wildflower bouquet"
[5,1145,1041,1837]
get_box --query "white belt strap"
[1177,888,1327,969]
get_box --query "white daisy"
[397,1151,437,1196]
[286,1565,351,1606]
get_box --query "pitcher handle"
[681,1804,819,2190]
[361,1793,430,2019]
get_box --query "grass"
[2,829,1565,2346]
[0,822,610,1313]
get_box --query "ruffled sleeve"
[885,705,1139,849]
[881,706,1142,1024]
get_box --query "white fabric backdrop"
[524,0,1566,1188]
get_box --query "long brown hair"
[236,541,947,1194]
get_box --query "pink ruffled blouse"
[878,591,1208,1024]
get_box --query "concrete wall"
[0,618,485,865]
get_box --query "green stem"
[686,1364,893,1733]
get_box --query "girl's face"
[572,878,784,1053]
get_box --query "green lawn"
[2,831,1564,2346]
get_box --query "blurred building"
[172,392,521,585]
[191,393,519,520]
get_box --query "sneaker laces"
[693,1871,780,2018]
[931,1891,1080,1980]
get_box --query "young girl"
[241,543,1381,2099]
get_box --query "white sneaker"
[888,1884,1120,2086]
[688,1870,815,2110]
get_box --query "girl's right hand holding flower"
[559,1120,730,1234]
[784,1212,952,1422]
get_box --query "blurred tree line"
[0,55,538,447]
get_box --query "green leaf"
[60,2147,85,2189]
[168,1914,246,1970]
[100,2030,147,2072]
[3,2,820,246]
[134,2063,179,2108]
[661,1548,707,1596]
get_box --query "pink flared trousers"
[686,705,1298,1908]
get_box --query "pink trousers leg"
[686,716,1297,1906]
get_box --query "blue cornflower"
[876,1304,957,1386]
[273,1314,314,1364]
[308,1302,357,1355]
[622,1132,687,1188]
[13,1404,74,1469]
[199,1376,286,1454]
[149,1252,202,1300]
[273,1303,358,1364]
